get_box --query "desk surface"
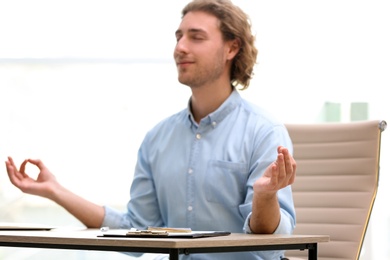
[0,229,329,260]
[0,229,329,249]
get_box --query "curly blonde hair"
[182,0,258,89]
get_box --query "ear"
[226,38,241,61]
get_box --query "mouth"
[176,60,194,68]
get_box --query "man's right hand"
[5,156,105,228]
[5,156,59,200]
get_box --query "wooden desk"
[0,229,329,260]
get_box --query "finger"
[6,158,21,184]
[7,156,16,168]
[279,148,292,171]
[5,159,13,176]
[289,169,296,185]
[19,159,28,174]
[281,148,296,185]
[27,159,46,170]
[277,153,286,179]
[278,147,295,186]
[6,156,18,173]
[268,163,280,189]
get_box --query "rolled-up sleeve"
[244,209,295,235]
[101,206,125,228]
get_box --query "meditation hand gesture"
[254,146,296,195]
[5,157,58,200]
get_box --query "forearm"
[50,185,105,228]
[249,192,280,234]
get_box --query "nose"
[174,36,188,55]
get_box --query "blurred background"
[0,0,389,259]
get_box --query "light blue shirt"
[103,89,296,259]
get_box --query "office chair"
[284,120,387,260]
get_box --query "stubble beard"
[178,49,225,89]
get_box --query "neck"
[190,82,233,123]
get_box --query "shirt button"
[196,133,201,139]
[188,206,193,211]
[212,121,217,127]
[188,168,193,174]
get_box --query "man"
[6,0,296,259]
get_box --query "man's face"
[174,11,230,88]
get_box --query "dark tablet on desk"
[99,230,231,239]
[0,222,54,231]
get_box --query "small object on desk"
[147,226,192,233]
[127,229,169,236]
[100,226,110,232]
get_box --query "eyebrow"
[175,28,207,37]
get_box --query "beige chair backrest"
[284,120,387,260]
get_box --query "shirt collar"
[186,88,241,129]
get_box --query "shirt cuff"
[101,205,124,228]
[243,212,253,233]
[244,210,294,235]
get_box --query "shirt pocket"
[205,160,248,207]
